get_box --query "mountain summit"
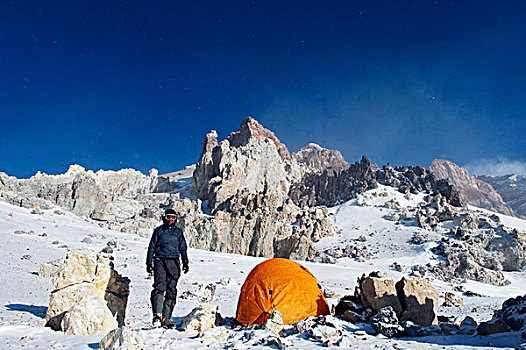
[428,159,514,216]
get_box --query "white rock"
[98,326,144,350]
[61,294,118,336]
[220,277,237,286]
[180,304,221,332]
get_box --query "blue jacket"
[146,223,188,266]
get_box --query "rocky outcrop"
[429,159,514,216]
[289,157,461,208]
[0,165,176,235]
[292,143,350,174]
[227,116,291,161]
[188,117,332,260]
[44,249,130,334]
[477,174,526,219]
[430,210,526,286]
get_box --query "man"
[146,208,189,328]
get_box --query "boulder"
[44,249,129,332]
[370,306,404,338]
[98,326,144,350]
[396,276,438,326]
[45,282,103,330]
[61,294,118,336]
[180,304,224,332]
[51,249,113,290]
[359,276,402,316]
[37,259,63,278]
[492,294,526,332]
[477,319,511,335]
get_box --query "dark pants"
[151,258,180,319]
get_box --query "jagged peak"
[226,116,290,160]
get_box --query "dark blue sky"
[1,1,525,178]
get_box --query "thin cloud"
[464,156,526,176]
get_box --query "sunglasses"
[165,214,176,220]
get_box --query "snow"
[0,185,525,349]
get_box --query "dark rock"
[477,319,511,335]
[101,246,113,254]
[496,294,526,331]
[370,306,404,338]
[401,320,434,337]
[438,315,455,323]
[439,322,458,335]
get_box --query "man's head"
[164,208,177,226]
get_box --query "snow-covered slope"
[0,187,525,349]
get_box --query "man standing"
[146,208,189,328]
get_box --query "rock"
[292,318,315,334]
[51,249,113,290]
[494,294,526,331]
[186,118,332,261]
[323,289,343,299]
[359,275,402,316]
[478,174,526,219]
[401,320,434,337]
[440,322,458,335]
[180,304,224,332]
[263,310,284,336]
[81,237,93,244]
[396,276,438,326]
[308,325,342,345]
[292,143,350,174]
[429,159,513,216]
[38,259,63,278]
[101,246,114,254]
[181,283,216,302]
[342,310,365,323]
[31,207,44,215]
[370,306,404,338]
[456,316,478,331]
[61,294,117,336]
[261,334,288,350]
[443,292,464,307]
[44,249,129,332]
[98,326,144,350]
[477,319,511,335]
[219,277,237,286]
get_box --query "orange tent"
[235,258,330,326]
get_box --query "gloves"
[146,264,153,274]
[182,263,189,274]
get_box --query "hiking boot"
[152,314,162,328]
[161,319,175,329]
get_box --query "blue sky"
[1,1,525,178]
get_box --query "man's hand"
[146,264,153,274]
[182,263,189,274]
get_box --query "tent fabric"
[235,258,330,326]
